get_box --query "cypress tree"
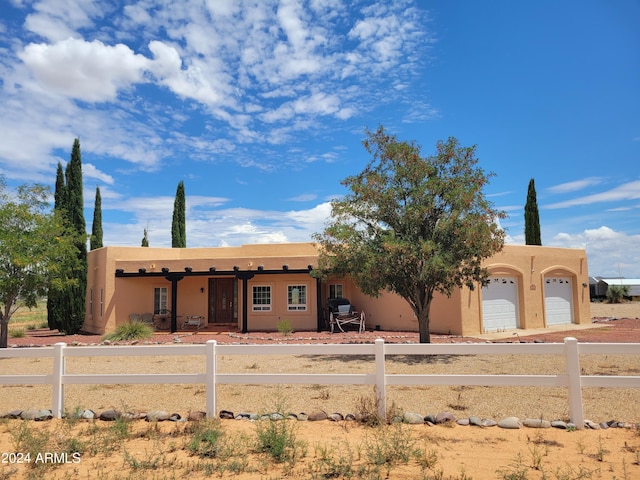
[524,178,542,245]
[47,163,67,330]
[171,181,186,248]
[62,139,87,334]
[90,187,103,250]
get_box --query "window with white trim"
[287,285,307,311]
[252,285,272,311]
[329,284,343,299]
[154,287,168,313]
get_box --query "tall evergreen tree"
[63,138,88,334]
[171,181,186,248]
[90,187,103,250]
[524,178,542,245]
[47,163,67,330]
[48,140,87,334]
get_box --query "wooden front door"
[209,278,236,324]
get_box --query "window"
[252,285,271,311]
[287,285,307,311]
[329,284,343,299]
[89,288,93,316]
[100,289,104,317]
[154,287,168,313]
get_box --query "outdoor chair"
[182,315,203,329]
[327,297,365,333]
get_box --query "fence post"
[564,337,584,429]
[206,340,217,419]
[52,342,66,418]
[374,338,386,421]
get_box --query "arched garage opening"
[543,272,575,326]
[481,271,522,332]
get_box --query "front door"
[209,278,236,324]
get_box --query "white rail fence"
[1,338,639,429]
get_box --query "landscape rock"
[456,418,470,426]
[328,412,344,422]
[402,412,425,424]
[99,409,121,421]
[435,412,455,424]
[21,409,52,421]
[307,411,328,421]
[187,411,206,421]
[2,410,22,419]
[219,410,234,419]
[469,416,482,426]
[424,414,436,424]
[498,417,522,429]
[523,418,551,428]
[551,420,568,429]
[584,420,601,430]
[146,410,170,422]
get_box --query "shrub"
[9,328,25,338]
[276,318,293,336]
[606,285,629,304]
[102,321,154,342]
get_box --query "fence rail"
[1,338,639,429]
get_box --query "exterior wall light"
[185,267,193,273]
[282,265,289,271]
[162,267,170,273]
[138,268,146,274]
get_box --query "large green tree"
[524,178,542,245]
[0,178,78,348]
[48,139,88,334]
[90,187,103,250]
[171,181,186,248]
[314,126,506,343]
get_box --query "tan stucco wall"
[85,243,590,336]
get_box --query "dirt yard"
[0,302,639,479]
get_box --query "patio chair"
[327,298,365,333]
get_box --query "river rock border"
[2,408,638,432]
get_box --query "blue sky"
[1,0,638,278]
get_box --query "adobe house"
[83,243,591,336]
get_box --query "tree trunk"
[0,319,8,349]
[416,306,432,343]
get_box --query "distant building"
[84,243,591,336]
[590,277,640,301]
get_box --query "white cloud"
[545,180,640,209]
[24,0,104,42]
[550,226,640,277]
[19,38,150,102]
[82,163,114,185]
[547,177,603,194]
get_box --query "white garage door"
[482,276,519,332]
[544,277,573,326]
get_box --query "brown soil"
[1,302,639,479]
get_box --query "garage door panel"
[545,277,573,325]
[482,276,519,332]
